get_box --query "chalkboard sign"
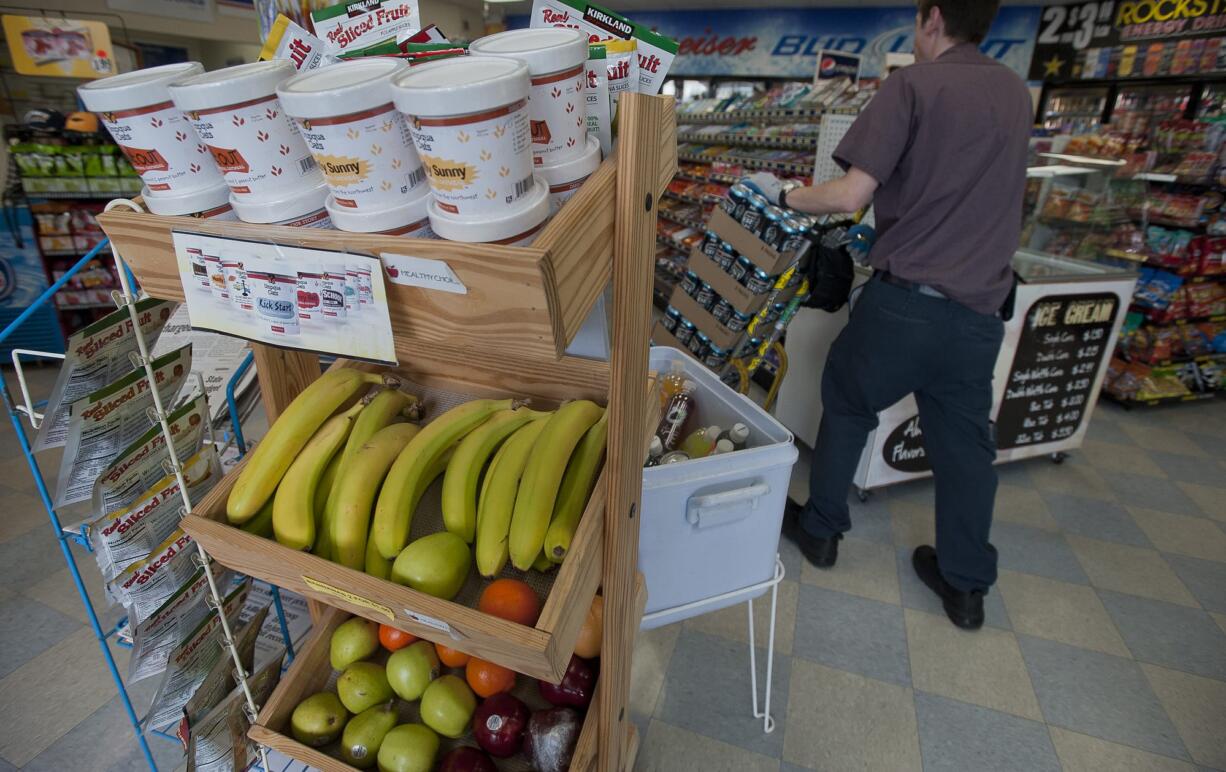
[882,414,931,473]
[996,292,1119,451]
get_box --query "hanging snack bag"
[604,37,637,134]
[311,0,422,55]
[585,43,612,155]
[127,568,236,683]
[259,15,337,71]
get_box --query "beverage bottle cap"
[730,423,749,443]
[648,435,663,456]
[714,439,735,454]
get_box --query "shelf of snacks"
[676,126,820,151]
[675,78,874,124]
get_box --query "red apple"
[538,655,595,708]
[472,692,529,758]
[524,707,580,772]
[436,746,496,772]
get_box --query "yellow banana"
[373,398,514,559]
[508,401,604,570]
[272,404,362,550]
[441,407,545,543]
[227,368,382,523]
[331,423,420,570]
[474,419,550,577]
[365,531,392,579]
[545,411,608,563]
[319,388,416,561]
[239,495,275,538]
[532,550,556,572]
[311,453,341,559]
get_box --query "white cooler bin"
[639,347,798,630]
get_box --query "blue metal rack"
[0,239,295,772]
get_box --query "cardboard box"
[688,247,771,316]
[709,208,800,277]
[670,286,744,352]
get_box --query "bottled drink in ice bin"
[680,425,721,459]
[645,435,664,467]
[718,422,749,450]
[659,361,686,408]
[657,380,697,451]
[711,439,735,455]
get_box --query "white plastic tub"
[78,62,225,195]
[141,182,237,221]
[325,187,434,237]
[168,60,322,199]
[277,59,427,212]
[229,180,332,228]
[427,174,549,246]
[538,135,600,215]
[469,28,589,167]
[639,346,798,630]
[391,56,533,216]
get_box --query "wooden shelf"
[96,117,676,364]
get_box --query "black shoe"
[782,500,842,569]
[911,545,984,630]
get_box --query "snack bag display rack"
[84,93,676,771]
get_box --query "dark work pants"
[801,276,1005,592]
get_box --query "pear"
[340,702,398,769]
[419,675,477,739]
[377,723,439,772]
[337,661,394,714]
[331,617,380,671]
[387,641,440,702]
[290,692,348,747]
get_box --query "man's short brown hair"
[918,0,1001,44]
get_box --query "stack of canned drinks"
[722,182,816,257]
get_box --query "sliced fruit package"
[259,14,338,71]
[311,0,422,55]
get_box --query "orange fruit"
[574,594,603,658]
[379,624,416,651]
[436,642,470,668]
[477,578,541,627]
[466,657,516,698]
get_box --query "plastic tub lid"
[427,175,549,244]
[277,58,407,119]
[141,182,231,216]
[538,135,601,189]
[469,28,589,76]
[229,179,329,224]
[326,188,430,233]
[78,62,204,113]
[391,56,530,118]
[169,60,296,112]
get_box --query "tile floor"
[0,361,1224,771]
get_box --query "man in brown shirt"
[747,0,1030,630]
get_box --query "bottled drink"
[680,425,721,459]
[718,422,749,450]
[645,434,664,467]
[711,439,735,455]
[659,361,686,408]
[656,380,697,451]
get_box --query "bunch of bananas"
[227,368,609,596]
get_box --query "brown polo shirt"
[833,43,1032,315]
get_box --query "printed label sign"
[303,576,395,621]
[380,253,467,294]
[171,231,397,364]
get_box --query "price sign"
[995,293,1120,451]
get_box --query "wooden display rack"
[96,93,676,772]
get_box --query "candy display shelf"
[94,93,676,772]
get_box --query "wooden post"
[600,92,666,771]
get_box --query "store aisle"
[630,399,1226,772]
[0,362,1223,770]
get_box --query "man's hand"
[742,172,791,206]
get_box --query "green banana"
[239,495,275,538]
[319,388,416,561]
[272,404,362,550]
[441,407,545,544]
[508,401,604,570]
[312,453,342,559]
[474,418,550,577]
[227,368,382,523]
[331,423,420,570]
[372,398,514,559]
[545,410,608,563]
[532,550,556,572]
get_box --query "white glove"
[742,172,784,205]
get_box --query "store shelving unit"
[94,92,677,772]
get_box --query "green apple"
[337,661,394,714]
[376,723,439,772]
[391,532,471,600]
[331,617,380,671]
[419,674,477,739]
[341,703,398,769]
[290,692,348,746]
[386,640,440,702]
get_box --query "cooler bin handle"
[686,482,771,529]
